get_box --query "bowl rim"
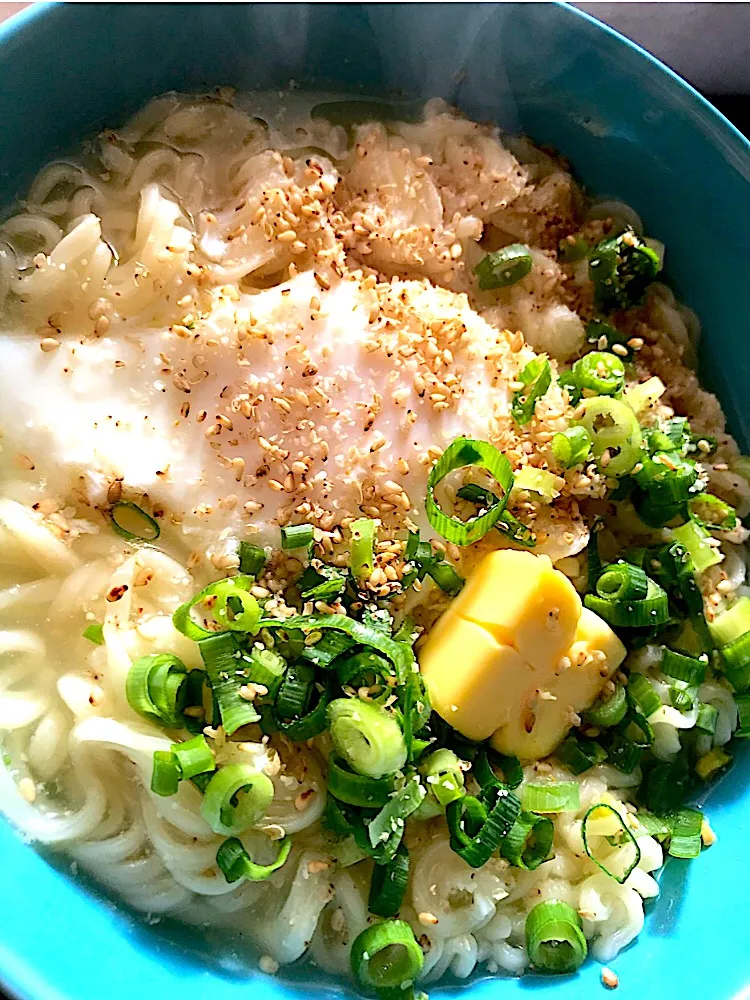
[0,4,749,1000]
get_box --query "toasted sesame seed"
[18,777,37,803]
[611,343,628,357]
[601,968,619,989]
[40,337,60,352]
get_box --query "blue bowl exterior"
[1,4,749,999]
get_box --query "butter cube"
[418,550,627,761]
[446,549,581,664]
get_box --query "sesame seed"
[18,777,36,803]
[601,968,619,989]
[40,337,60,352]
[418,911,439,926]
[611,343,628,357]
[259,956,279,975]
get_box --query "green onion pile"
[114,303,750,991]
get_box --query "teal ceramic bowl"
[1,4,749,1000]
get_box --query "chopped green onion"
[151,750,181,796]
[571,351,625,397]
[199,632,260,734]
[110,501,160,542]
[720,632,750,691]
[496,510,537,547]
[668,807,703,859]
[558,236,589,262]
[474,243,533,290]
[237,542,266,577]
[596,561,648,602]
[419,748,465,809]
[623,375,666,416]
[668,680,698,712]
[182,669,219,735]
[350,920,424,991]
[511,465,559,502]
[423,558,465,596]
[709,597,750,647]
[350,518,376,585]
[575,395,642,476]
[328,755,396,808]
[300,628,357,669]
[258,610,422,756]
[369,843,410,917]
[275,660,314,720]
[447,786,521,867]
[589,228,660,312]
[299,564,348,602]
[328,698,407,778]
[735,693,750,737]
[551,426,592,468]
[586,318,630,353]
[511,357,552,426]
[280,523,314,550]
[245,647,287,698]
[173,576,260,640]
[473,749,523,790]
[582,803,641,883]
[657,540,704,618]
[126,653,188,728]
[82,622,104,645]
[216,835,291,883]
[425,438,513,545]
[171,734,215,780]
[644,759,690,814]
[584,577,670,628]
[200,763,274,836]
[660,648,707,685]
[277,674,333,742]
[635,809,672,841]
[626,674,661,719]
[695,746,732,781]
[688,493,737,532]
[368,773,425,862]
[672,520,722,575]
[525,900,587,973]
[500,811,553,870]
[635,452,700,509]
[554,734,608,774]
[604,731,643,773]
[695,702,719,734]
[522,782,580,814]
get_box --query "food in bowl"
[0,91,748,994]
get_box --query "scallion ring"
[525,900,587,973]
[581,802,641,883]
[350,920,424,992]
[575,395,642,477]
[425,438,513,545]
[110,501,160,542]
[328,755,396,809]
[126,653,188,728]
[474,243,532,290]
[200,763,274,837]
[500,811,554,870]
[327,698,407,778]
[216,835,291,882]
